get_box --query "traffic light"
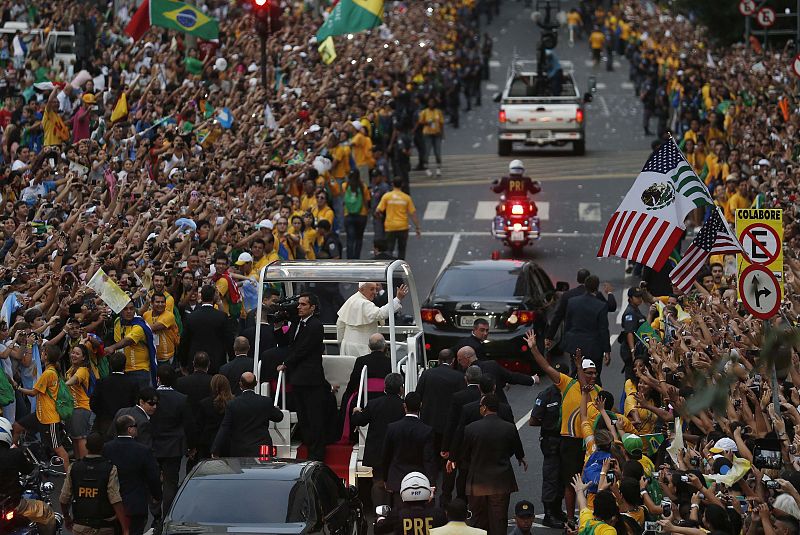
[252,0,282,38]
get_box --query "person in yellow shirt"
[589,27,605,65]
[106,301,156,390]
[375,178,421,259]
[418,98,444,177]
[299,177,318,213]
[42,87,70,146]
[350,121,374,184]
[328,135,351,182]
[143,293,180,365]
[290,214,317,260]
[724,178,751,223]
[250,237,277,276]
[567,9,582,46]
[15,346,71,469]
[311,189,335,226]
[572,476,618,535]
[64,345,92,459]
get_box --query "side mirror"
[492,92,502,103]
[375,505,391,516]
[555,281,570,292]
[583,92,593,103]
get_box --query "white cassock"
[336,291,402,357]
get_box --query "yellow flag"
[111,93,128,123]
[318,36,337,65]
[353,0,383,17]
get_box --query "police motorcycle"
[0,446,64,535]
[491,160,542,257]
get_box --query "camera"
[267,296,300,323]
[680,475,689,483]
[766,480,781,490]
[661,498,672,518]
[689,457,699,468]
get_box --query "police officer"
[60,433,130,535]
[529,385,565,529]
[374,472,447,535]
[490,161,541,199]
[620,287,647,381]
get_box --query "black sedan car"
[421,259,566,374]
[163,458,367,535]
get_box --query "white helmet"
[400,472,432,502]
[508,160,525,175]
[0,417,12,446]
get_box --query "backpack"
[0,366,14,406]
[343,185,363,215]
[47,373,74,421]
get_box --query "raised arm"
[524,330,560,385]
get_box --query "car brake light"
[499,110,507,123]
[258,444,277,459]
[511,203,524,215]
[424,343,431,350]
[576,109,584,123]
[421,308,445,325]
[507,310,536,326]
[4,511,13,521]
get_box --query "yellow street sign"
[735,208,783,293]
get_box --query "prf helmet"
[400,472,432,502]
[508,160,525,175]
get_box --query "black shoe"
[541,515,565,529]
[644,129,653,136]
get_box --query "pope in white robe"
[336,282,409,356]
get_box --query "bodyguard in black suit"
[454,345,534,407]
[150,366,193,522]
[274,293,330,462]
[103,415,162,535]
[545,268,617,344]
[219,337,255,396]
[448,375,514,462]
[175,353,212,412]
[211,371,284,456]
[350,373,405,507]
[91,352,138,435]
[450,320,489,361]
[562,275,611,378]
[460,394,526,535]
[177,285,234,373]
[381,392,437,500]
[416,350,464,453]
[109,388,159,449]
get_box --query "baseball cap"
[235,252,253,265]
[709,437,738,453]
[627,287,643,298]
[82,93,96,105]
[581,359,596,370]
[257,219,274,230]
[514,500,535,518]
[622,434,644,458]
[351,120,363,131]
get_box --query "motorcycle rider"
[0,417,57,535]
[374,472,447,535]
[491,160,541,236]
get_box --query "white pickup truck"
[495,60,592,156]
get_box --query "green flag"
[635,321,662,346]
[150,0,219,40]
[316,0,383,42]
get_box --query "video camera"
[266,296,301,323]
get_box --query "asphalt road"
[393,0,655,528]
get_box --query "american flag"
[669,208,746,293]
[598,139,713,271]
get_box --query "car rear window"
[169,479,310,525]
[434,269,524,298]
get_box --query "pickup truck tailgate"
[501,102,579,132]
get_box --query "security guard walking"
[619,287,647,380]
[60,433,130,535]
[529,385,565,529]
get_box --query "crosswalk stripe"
[423,201,449,220]
[537,201,550,221]
[474,201,497,220]
[578,202,602,222]
[489,60,502,68]
[621,81,634,90]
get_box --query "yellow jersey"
[330,144,351,179]
[351,132,374,168]
[556,372,600,437]
[34,366,60,424]
[589,31,605,50]
[377,189,417,232]
[143,309,179,362]
[419,108,444,136]
[114,322,151,373]
[67,366,91,411]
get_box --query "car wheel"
[573,139,586,156]
[498,140,512,156]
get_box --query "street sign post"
[739,0,756,16]
[736,208,784,293]
[756,6,776,27]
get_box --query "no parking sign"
[736,208,783,297]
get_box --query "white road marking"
[485,83,500,91]
[516,409,532,430]
[621,81,634,90]
[489,60,501,68]
[474,200,497,220]
[584,59,594,67]
[537,201,550,221]
[597,95,610,117]
[578,202,602,222]
[364,230,604,238]
[439,233,462,275]
[596,82,607,90]
[423,201,449,220]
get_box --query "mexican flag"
[126,0,220,42]
[316,0,383,42]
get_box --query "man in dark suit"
[450,319,489,360]
[448,375,514,462]
[211,371,284,456]
[459,394,526,535]
[109,388,159,449]
[416,349,464,454]
[103,415,163,535]
[562,275,611,380]
[220,337,255,396]
[381,392,437,505]
[240,298,278,358]
[341,333,393,411]
[177,284,234,373]
[350,373,405,507]
[545,268,616,349]
[274,293,329,461]
[455,346,534,407]
[90,352,138,435]
[175,352,212,413]
[150,365,193,524]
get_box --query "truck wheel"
[498,140,512,156]
[573,140,586,156]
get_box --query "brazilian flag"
[316,0,383,42]
[151,0,219,40]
